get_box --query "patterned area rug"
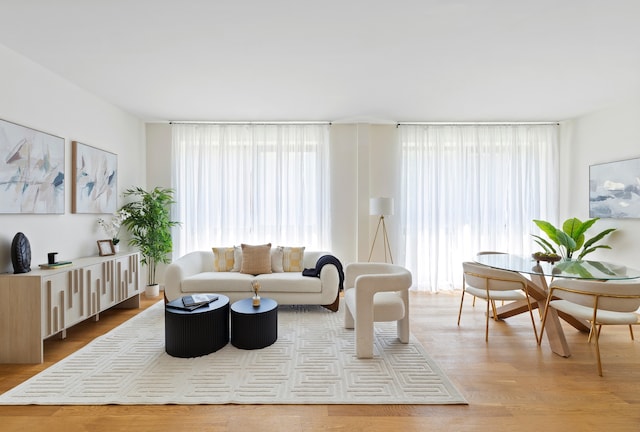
[0,301,466,405]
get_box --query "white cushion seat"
[463,286,526,302]
[345,290,405,322]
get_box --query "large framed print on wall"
[0,118,65,214]
[72,141,117,214]
[589,156,640,219]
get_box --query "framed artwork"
[0,118,65,214]
[589,156,640,219]
[72,141,117,214]
[97,239,115,256]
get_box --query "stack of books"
[39,261,73,269]
[167,294,219,311]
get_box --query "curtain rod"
[397,121,559,127]
[169,121,332,125]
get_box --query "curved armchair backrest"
[462,261,528,292]
[549,279,640,313]
[344,263,412,291]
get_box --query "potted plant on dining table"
[531,217,616,261]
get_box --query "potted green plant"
[532,217,616,261]
[120,187,180,297]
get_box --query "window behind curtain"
[399,124,559,292]
[171,123,331,258]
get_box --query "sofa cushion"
[255,272,322,293]
[240,243,272,275]
[181,271,254,293]
[281,246,305,272]
[212,247,235,272]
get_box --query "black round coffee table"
[230,297,278,349]
[165,294,230,357]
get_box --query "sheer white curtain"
[399,124,559,292]
[171,123,331,257]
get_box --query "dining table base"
[491,274,589,358]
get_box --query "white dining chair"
[539,279,640,376]
[459,261,539,343]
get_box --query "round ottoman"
[230,297,278,349]
[165,294,230,357]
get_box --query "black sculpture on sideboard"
[11,232,32,274]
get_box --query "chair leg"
[355,320,374,359]
[594,324,603,377]
[525,294,539,344]
[344,303,354,329]
[485,296,490,342]
[397,316,410,344]
[629,325,634,341]
[457,290,466,326]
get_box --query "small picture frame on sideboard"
[97,239,115,256]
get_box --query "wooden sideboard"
[0,251,141,364]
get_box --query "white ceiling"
[1,0,640,123]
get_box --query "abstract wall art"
[0,118,65,214]
[72,141,117,214]
[589,156,640,219]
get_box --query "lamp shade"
[370,197,394,216]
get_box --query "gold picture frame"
[97,239,115,256]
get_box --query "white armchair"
[343,263,412,358]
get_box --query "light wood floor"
[1,291,639,432]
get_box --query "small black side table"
[230,297,278,349]
[165,294,230,358]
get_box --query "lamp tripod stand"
[368,214,394,263]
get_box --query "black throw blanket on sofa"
[303,254,344,291]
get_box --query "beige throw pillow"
[240,243,273,275]
[281,246,305,272]
[212,247,235,272]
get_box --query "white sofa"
[164,250,342,311]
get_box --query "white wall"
[0,44,146,273]
[145,122,400,268]
[560,98,640,268]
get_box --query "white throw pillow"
[271,246,284,272]
[231,245,242,272]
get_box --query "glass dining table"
[474,253,640,357]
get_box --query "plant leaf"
[581,228,616,251]
[533,219,560,244]
[577,245,612,260]
[531,235,556,253]
[555,230,577,255]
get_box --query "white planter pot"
[145,284,160,298]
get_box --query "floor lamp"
[368,197,394,263]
